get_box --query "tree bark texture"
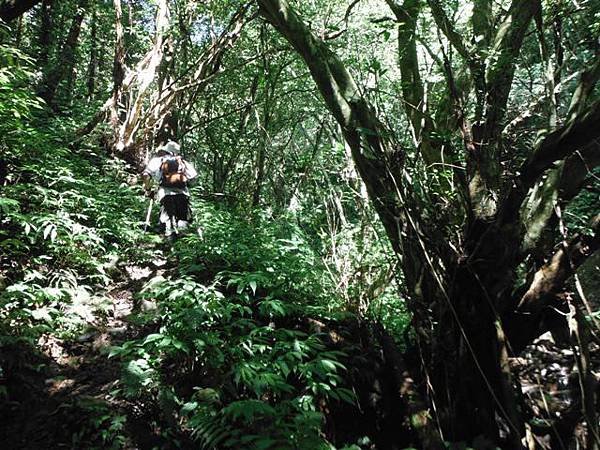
[252,26,274,208]
[257,0,447,447]
[386,0,440,166]
[258,0,405,254]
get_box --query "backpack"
[160,155,188,188]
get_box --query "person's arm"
[142,172,154,196]
[142,157,161,196]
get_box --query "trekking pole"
[143,197,154,232]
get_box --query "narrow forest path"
[2,242,175,449]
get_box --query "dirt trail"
[1,248,169,449]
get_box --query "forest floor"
[0,240,177,449]
[1,230,598,449]
[515,333,600,448]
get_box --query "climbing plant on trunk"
[257,0,600,447]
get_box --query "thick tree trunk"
[259,1,600,447]
[432,263,525,444]
[258,0,405,254]
[257,1,445,448]
[38,0,88,108]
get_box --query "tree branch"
[257,1,445,446]
[425,0,470,60]
[386,0,441,165]
[0,0,42,21]
[520,142,600,259]
[566,56,600,122]
[500,53,600,224]
[471,0,493,49]
[482,0,539,136]
[519,99,600,191]
[257,0,406,254]
[517,214,600,313]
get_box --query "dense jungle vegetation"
[0,0,599,448]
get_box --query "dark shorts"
[160,194,193,223]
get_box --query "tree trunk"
[38,0,88,108]
[257,1,445,447]
[86,1,98,99]
[386,0,440,166]
[252,26,272,208]
[110,0,125,129]
[467,0,539,222]
[37,0,53,69]
[259,1,600,448]
[115,0,168,165]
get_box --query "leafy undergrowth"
[0,124,161,448]
[0,136,153,344]
[0,126,404,448]
[0,44,404,447]
[107,202,393,449]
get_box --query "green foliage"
[70,397,129,450]
[7,0,598,447]
[0,143,148,341]
[107,205,361,448]
[0,48,149,343]
[0,28,44,148]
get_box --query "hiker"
[142,141,197,237]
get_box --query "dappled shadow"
[514,333,600,449]
[0,249,182,449]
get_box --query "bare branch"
[517,214,600,313]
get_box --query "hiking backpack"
[160,155,188,188]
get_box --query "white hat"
[159,141,180,155]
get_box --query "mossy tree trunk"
[258,0,600,447]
